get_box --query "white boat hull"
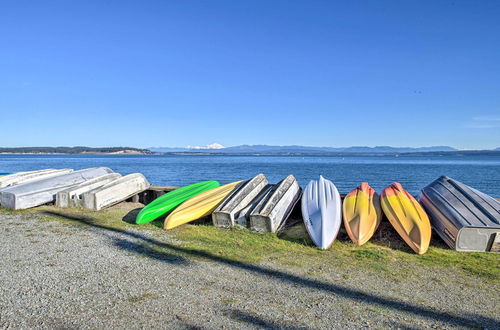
[81,173,150,210]
[301,176,342,249]
[56,173,122,208]
[0,169,73,189]
[0,167,114,210]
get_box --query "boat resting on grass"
[343,182,382,246]
[249,175,301,233]
[164,181,243,230]
[212,174,268,228]
[136,180,220,224]
[233,184,274,228]
[301,176,341,249]
[56,173,122,208]
[0,169,73,189]
[381,182,432,255]
[82,173,150,210]
[419,176,500,252]
[0,167,114,210]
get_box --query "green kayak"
[136,180,220,224]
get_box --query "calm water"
[1,154,499,196]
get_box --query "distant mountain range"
[149,145,468,155]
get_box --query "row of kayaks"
[136,174,500,254]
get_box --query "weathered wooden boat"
[212,174,268,228]
[0,167,114,210]
[249,175,301,233]
[81,173,150,210]
[0,169,73,189]
[419,176,500,252]
[233,184,274,228]
[56,173,122,208]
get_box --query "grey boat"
[212,173,269,228]
[81,173,150,210]
[249,175,301,233]
[419,176,500,252]
[0,167,114,210]
[56,173,122,208]
[0,169,73,189]
[234,184,274,228]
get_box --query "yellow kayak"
[342,182,382,246]
[381,182,431,254]
[164,181,243,229]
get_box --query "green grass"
[2,204,499,283]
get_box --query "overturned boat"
[381,182,431,255]
[81,173,150,210]
[56,173,122,208]
[302,176,342,249]
[233,184,274,228]
[212,173,269,228]
[164,181,243,230]
[419,176,500,252]
[249,175,301,233]
[0,169,73,189]
[0,167,114,210]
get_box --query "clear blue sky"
[1,0,499,149]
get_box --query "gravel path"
[0,207,499,329]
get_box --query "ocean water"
[0,154,499,196]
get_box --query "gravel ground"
[0,206,499,329]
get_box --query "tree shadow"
[227,309,309,330]
[41,210,499,328]
[227,309,421,330]
[112,237,187,265]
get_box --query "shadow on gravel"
[228,309,308,330]
[42,210,499,328]
[113,238,187,265]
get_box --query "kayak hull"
[301,176,341,249]
[381,182,431,254]
[343,182,382,246]
[136,180,220,224]
[164,181,243,230]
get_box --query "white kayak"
[301,175,342,249]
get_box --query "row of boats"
[136,174,500,254]
[1,169,499,254]
[0,168,150,210]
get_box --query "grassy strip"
[2,204,499,283]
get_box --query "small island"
[0,146,154,155]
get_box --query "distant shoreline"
[1,150,499,157]
[162,150,500,157]
[0,147,154,155]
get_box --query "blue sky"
[1,0,499,149]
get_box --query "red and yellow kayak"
[342,182,382,246]
[381,182,431,254]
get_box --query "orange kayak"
[342,182,382,246]
[381,182,431,254]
